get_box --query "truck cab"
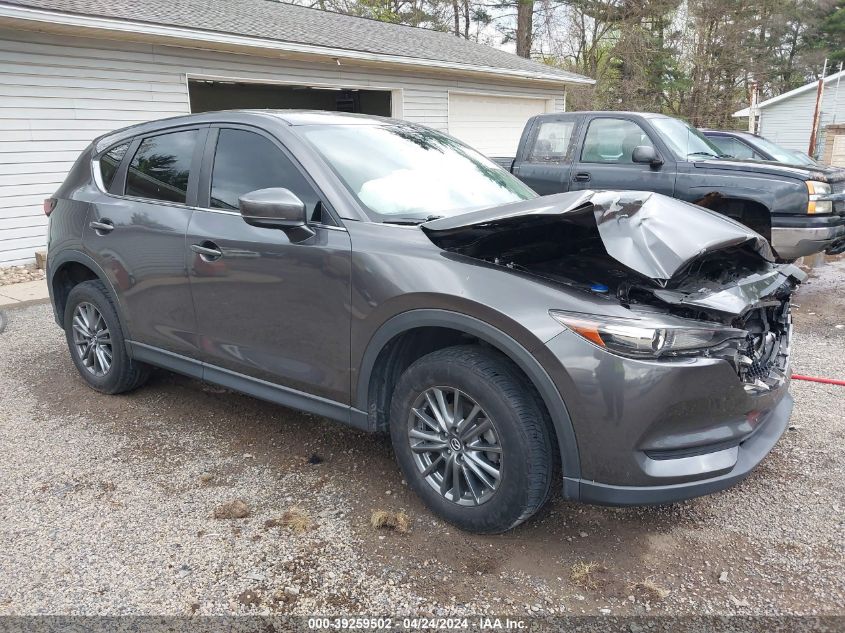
[500,111,845,260]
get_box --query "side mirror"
[238,188,315,240]
[632,145,663,167]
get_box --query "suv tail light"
[43,198,57,216]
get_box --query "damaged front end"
[422,190,806,392]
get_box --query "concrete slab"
[0,279,49,307]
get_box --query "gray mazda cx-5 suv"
[46,110,803,533]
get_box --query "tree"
[516,0,534,56]
[818,0,845,63]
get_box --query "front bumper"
[771,209,845,259]
[540,328,793,504]
[572,393,792,505]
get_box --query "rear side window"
[98,143,129,191]
[581,118,653,164]
[210,128,321,220]
[529,121,575,162]
[125,130,197,204]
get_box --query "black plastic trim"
[127,341,369,431]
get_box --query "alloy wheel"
[407,386,502,506]
[71,302,112,377]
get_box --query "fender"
[355,309,582,496]
[47,249,134,348]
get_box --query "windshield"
[298,123,536,221]
[749,135,818,165]
[651,117,726,160]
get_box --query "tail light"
[43,198,57,217]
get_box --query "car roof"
[538,111,668,119]
[701,129,757,139]
[93,109,406,152]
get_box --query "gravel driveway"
[0,259,843,619]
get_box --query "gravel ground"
[0,258,843,619]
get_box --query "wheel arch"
[355,309,581,489]
[693,193,773,240]
[49,251,129,338]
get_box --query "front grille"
[832,180,844,195]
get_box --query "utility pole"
[808,59,828,157]
[748,82,759,134]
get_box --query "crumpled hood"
[422,190,774,283]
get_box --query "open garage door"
[448,93,551,156]
[189,80,392,116]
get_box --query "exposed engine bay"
[422,190,806,390]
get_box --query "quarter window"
[99,143,129,191]
[125,130,197,204]
[581,119,653,164]
[210,129,322,220]
[529,121,575,162]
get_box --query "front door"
[85,127,206,358]
[186,126,352,404]
[569,117,675,196]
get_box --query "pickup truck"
[495,112,845,259]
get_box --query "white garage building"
[0,0,591,266]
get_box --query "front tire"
[63,280,150,394]
[390,345,553,533]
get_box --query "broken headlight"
[549,310,746,359]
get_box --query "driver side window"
[210,128,326,222]
[581,118,653,164]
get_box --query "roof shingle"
[1,0,592,83]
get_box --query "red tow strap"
[792,374,845,386]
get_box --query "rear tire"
[390,345,553,533]
[63,280,150,394]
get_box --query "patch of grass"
[370,509,410,533]
[570,560,605,590]
[281,506,312,534]
[628,577,670,602]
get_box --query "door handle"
[573,172,591,182]
[191,242,223,261]
[89,219,114,234]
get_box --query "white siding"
[0,28,565,265]
[758,80,845,156]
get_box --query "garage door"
[448,93,550,157]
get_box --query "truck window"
[529,121,575,162]
[709,136,760,160]
[581,119,653,164]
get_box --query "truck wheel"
[63,280,150,394]
[389,345,553,533]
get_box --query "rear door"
[186,125,352,404]
[85,126,205,359]
[513,115,580,195]
[570,116,675,196]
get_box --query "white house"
[0,0,592,266]
[734,69,845,158]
